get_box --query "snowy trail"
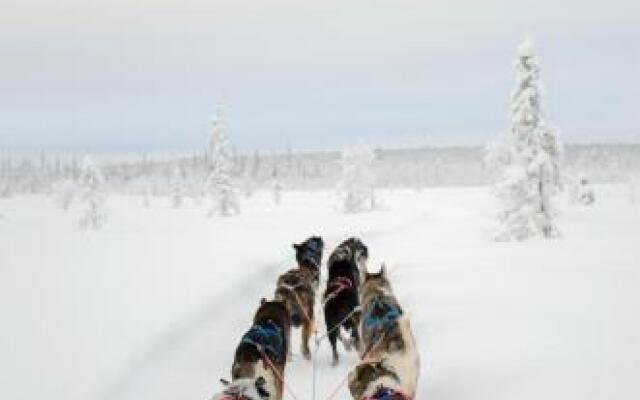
[97,263,283,400]
[2,186,639,400]
[98,218,430,400]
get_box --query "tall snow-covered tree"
[337,141,377,213]
[486,38,563,240]
[78,156,107,230]
[206,105,240,216]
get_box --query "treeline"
[0,143,638,198]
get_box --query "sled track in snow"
[96,261,284,400]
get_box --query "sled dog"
[348,265,420,399]
[274,236,324,359]
[214,299,291,400]
[323,237,368,365]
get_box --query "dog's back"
[360,265,407,358]
[382,316,420,398]
[356,265,420,399]
[275,268,314,327]
[232,299,291,400]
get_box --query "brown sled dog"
[348,265,419,399]
[323,237,369,365]
[274,236,324,359]
[213,299,291,400]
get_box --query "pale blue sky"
[1,0,639,151]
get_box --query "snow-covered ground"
[1,185,639,400]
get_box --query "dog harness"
[363,297,402,337]
[240,321,285,364]
[220,391,254,400]
[362,386,413,400]
[324,276,354,304]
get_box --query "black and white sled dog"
[274,236,324,359]
[213,299,291,400]
[323,237,369,365]
[348,265,420,400]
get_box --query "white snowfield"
[1,185,639,400]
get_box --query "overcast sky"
[1,0,639,152]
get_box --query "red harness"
[219,391,255,400]
[324,276,354,304]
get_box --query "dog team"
[212,236,420,400]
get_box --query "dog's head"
[362,264,391,294]
[345,237,369,267]
[330,237,369,266]
[348,360,399,399]
[214,377,270,400]
[293,236,324,268]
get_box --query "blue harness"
[364,297,402,335]
[240,321,285,363]
[365,386,413,400]
[372,387,396,400]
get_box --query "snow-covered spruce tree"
[78,156,107,230]
[206,106,240,216]
[487,38,563,240]
[337,141,377,213]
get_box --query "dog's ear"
[380,263,387,277]
[260,297,267,305]
[220,378,230,386]
[292,243,301,251]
